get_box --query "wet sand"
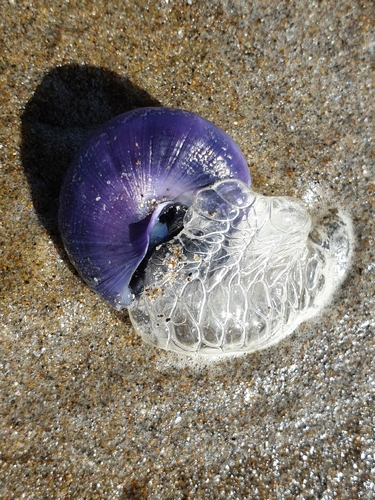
[1,1,374,498]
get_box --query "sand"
[1,1,374,498]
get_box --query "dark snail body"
[59,108,251,310]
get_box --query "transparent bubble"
[129,179,353,356]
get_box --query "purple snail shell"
[59,107,251,310]
[59,107,352,355]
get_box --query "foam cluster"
[129,179,352,356]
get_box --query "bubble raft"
[129,179,353,356]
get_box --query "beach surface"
[1,1,374,498]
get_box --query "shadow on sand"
[21,64,161,252]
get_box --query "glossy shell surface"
[59,107,251,309]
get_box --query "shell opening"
[130,202,187,296]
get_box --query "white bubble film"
[129,179,353,355]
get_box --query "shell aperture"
[59,107,352,355]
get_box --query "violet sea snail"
[59,107,352,356]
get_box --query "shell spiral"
[59,107,250,310]
[59,107,352,356]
